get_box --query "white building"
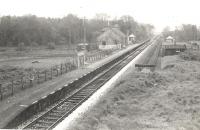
[166,36,175,43]
[128,34,136,44]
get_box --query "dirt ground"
[68,50,200,130]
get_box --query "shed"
[97,27,126,50]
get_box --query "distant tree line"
[0,14,154,47]
[162,24,200,42]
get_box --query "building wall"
[99,44,121,50]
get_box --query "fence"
[0,60,77,101]
[85,51,108,63]
[0,50,111,101]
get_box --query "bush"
[31,42,39,47]
[0,48,6,52]
[179,50,200,61]
[16,42,26,51]
[47,42,56,49]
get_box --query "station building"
[97,25,126,50]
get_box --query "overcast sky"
[0,0,200,32]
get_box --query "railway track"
[20,40,151,129]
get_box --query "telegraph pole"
[69,29,71,45]
[83,17,86,43]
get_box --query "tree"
[0,14,154,47]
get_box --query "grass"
[69,51,200,130]
[0,45,79,97]
[69,72,167,130]
[179,50,200,61]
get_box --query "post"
[83,54,85,65]
[0,84,2,100]
[88,56,90,62]
[65,63,68,73]
[60,64,63,75]
[77,56,80,68]
[85,57,88,62]
[73,58,76,67]
[45,70,47,81]
[11,80,14,96]
[51,68,53,79]
[56,68,59,76]
[21,76,24,89]
[37,72,40,84]
[29,74,34,87]
[83,16,86,43]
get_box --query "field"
[0,44,114,100]
[0,45,78,84]
[68,50,200,130]
[0,45,80,99]
[0,46,76,69]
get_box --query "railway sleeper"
[44,116,59,121]
[62,101,74,106]
[57,106,72,111]
[80,89,95,92]
[78,91,91,94]
[48,112,63,117]
[70,97,84,100]
[75,93,88,96]
[67,99,81,103]
[52,109,66,113]
[58,104,75,109]
[57,104,70,109]
[32,124,49,129]
[71,95,86,98]
[37,120,54,125]
[79,89,93,92]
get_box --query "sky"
[0,0,200,32]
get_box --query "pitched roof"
[166,36,174,40]
[97,27,125,42]
[97,29,121,42]
[129,34,135,38]
[111,28,126,38]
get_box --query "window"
[102,41,106,45]
[114,40,118,44]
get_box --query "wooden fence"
[0,50,109,101]
[0,60,77,101]
[85,51,107,63]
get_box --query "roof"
[78,43,88,46]
[97,29,121,42]
[97,27,125,43]
[129,34,135,38]
[166,36,174,40]
[112,28,126,38]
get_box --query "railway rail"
[6,39,152,129]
